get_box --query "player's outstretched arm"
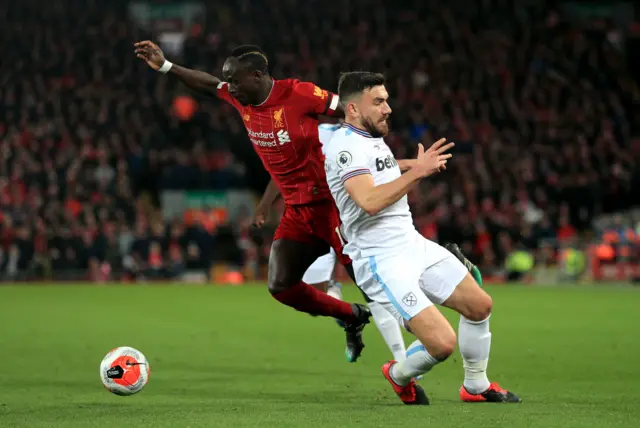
[344,139,454,216]
[134,41,221,97]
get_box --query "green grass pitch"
[0,283,639,428]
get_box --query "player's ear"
[346,101,359,118]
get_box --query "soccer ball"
[100,346,150,396]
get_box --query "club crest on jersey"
[273,108,284,128]
[313,86,327,99]
[402,292,418,307]
[243,112,250,122]
[337,151,353,168]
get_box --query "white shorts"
[302,248,337,284]
[352,233,467,322]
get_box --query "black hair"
[338,71,385,101]
[231,45,269,73]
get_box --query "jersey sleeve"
[326,137,373,184]
[215,82,242,110]
[292,81,340,117]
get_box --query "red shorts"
[273,199,351,266]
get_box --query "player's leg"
[303,247,405,365]
[310,281,329,293]
[337,256,407,363]
[268,237,361,323]
[314,203,372,362]
[359,255,452,405]
[302,249,342,298]
[302,249,345,329]
[425,256,521,403]
[368,299,407,362]
[304,248,405,363]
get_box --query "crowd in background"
[1,0,638,281]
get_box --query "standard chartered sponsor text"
[248,129,278,147]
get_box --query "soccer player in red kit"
[134,41,371,361]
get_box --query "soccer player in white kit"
[303,124,410,363]
[323,72,521,405]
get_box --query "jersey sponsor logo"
[313,86,327,99]
[337,151,353,168]
[273,107,284,128]
[247,129,278,147]
[402,292,418,307]
[375,154,398,171]
[277,130,291,145]
[247,130,275,139]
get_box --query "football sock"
[369,301,407,361]
[389,340,440,386]
[459,315,492,394]
[272,281,357,323]
[327,280,343,300]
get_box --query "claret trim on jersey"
[344,123,375,138]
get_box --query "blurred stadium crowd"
[0,0,638,282]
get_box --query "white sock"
[326,280,342,300]
[368,301,407,361]
[389,340,440,386]
[458,315,492,394]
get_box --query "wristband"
[158,60,173,74]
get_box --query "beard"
[362,116,389,138]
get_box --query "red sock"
[273,281,356,323]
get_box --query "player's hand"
[413,138,454,178]
[252,203,269,228]
[134,41,166,71]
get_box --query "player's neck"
[344,121,373,137]
[254,78,275,106]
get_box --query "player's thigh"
[360,256,456,360]
[354,254,430,324]
[302,249,336,285]
[441,272,493,322]
[418,254,468,306]
[269,205,330,291]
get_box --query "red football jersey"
[216,79,340,205]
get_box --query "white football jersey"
[324,123,417,259]
[318,123,341,153]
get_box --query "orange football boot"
[382,361,429,405]
[460,382,521,403]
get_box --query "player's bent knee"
[465,294,492,322]
[428,331,457,361]
[267,277,294,295]
[408,306,457,361]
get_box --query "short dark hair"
[231,45,269,73]
[338,71,386,101]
